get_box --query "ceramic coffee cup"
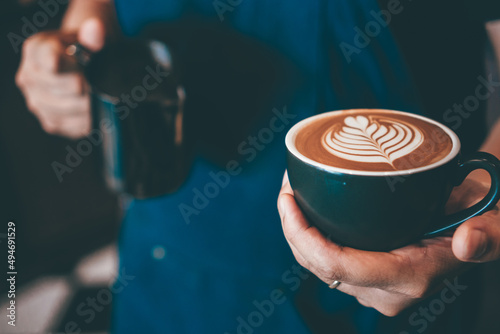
[286,109,500,251]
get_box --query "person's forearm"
[487,20,500,66]
[481,20,500,158]
[61,0,119,36]
[483,19,500,157]
[468,111,500,185]
[484,19,500,158]
[470,21,500,185]
[480,118,500,155]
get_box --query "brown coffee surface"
[295,110,454,172]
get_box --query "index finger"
[27,33,78,73]
[29,36,62,72]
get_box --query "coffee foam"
[287,109,460,175]
[322,115,425,168]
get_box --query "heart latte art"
[294,110,454,172]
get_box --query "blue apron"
[112,1,421,333]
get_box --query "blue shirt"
[112,1,422,333]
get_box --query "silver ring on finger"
[328,280,341,289]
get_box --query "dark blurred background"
[1,0,120,282]
[1,1,120,332]
[1,1,500,333]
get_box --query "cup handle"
[425,152,500,237]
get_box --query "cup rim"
[285,109,461,176]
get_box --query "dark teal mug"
[286,110,500,251]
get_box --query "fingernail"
[466,229,488,260]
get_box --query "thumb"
[452,212,500,262]
[78,18,106,52]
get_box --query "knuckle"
[395,254,431,298]
[356,297,372,309]
[280,219,292,240]
[44,49,60,72]
[281,220,293,241]
[356,296,364,304]
[317,255,348,283]
[286,210,304,231]
[24,96,38,113]
[277,193,284,210]
[407,280,432,299]
[69,76,84,93]
[30,35,61,71]
[57,99,73,112]
[359,298,404,317]
[82,96,91,114]
[379,306,403,317]
[319,266,343,283]
[15,70,25,87]
[66,116,92,138]
[17,71,34,89]
[464,219,488,232]
[64,96,90,114]
[39,119,58,134]
[22,35,37,52]
[283,216,305,243]
[27,32,45,42]
[294,256,308,269]
[23,33,45,56]
[31,31,54,47]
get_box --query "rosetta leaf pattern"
[321,115,424,168]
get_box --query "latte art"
[293,109,455,172]
[321,115,424,168]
